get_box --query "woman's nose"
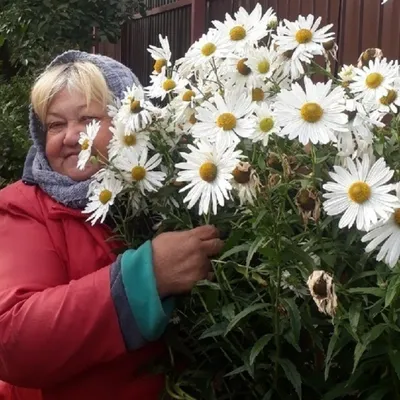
[63,122,82,146]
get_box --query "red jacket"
[0,181,166,399]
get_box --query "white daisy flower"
[276,48,314,81]
[212,4,275,52]
[362,185,400,268]
[323,155,400,231]
[77,119,101,170]
[338,64,356,85]
[176,30,230,78]
[231,161,260,205]
[245,47,279,83]
[274,77,348,145]
[108,120,149,161]
[176,140,242,215]
[171,85,203,123]
[107,97,122,118]
[83,173,124,225]
[148,34,172,74]
[376,82,400,114]
[192,88,255,148]
[250,103,281,146]
[147,67,187,101]
[116,84,153,131]
[248,83,272,105]
[115,148,166,195]
[273,15,334,60]
[350,58,398,103]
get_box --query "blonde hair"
[31,61,113,123]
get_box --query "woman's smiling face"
[45,88,112,181]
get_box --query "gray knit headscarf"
[22,50,140,209]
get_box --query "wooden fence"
[95,0,400,85]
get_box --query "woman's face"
[45,88,112,181]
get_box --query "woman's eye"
[81,116,97,123]
[47,122,65,131]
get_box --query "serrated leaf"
[385,274,400,307]
[282,298,301,344]
[348,287,385,297]
[225,303,269,335]
[249,334,273,365]
[282,244,316,273]
[349,301,362,333]
[278,358,302,399]
[199,322,228,340]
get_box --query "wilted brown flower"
[268,173,281,188]
[295,188,321,224]
[266,152,281,169]
[357,48,384,68]
[232,162,261,205]
[307,270,338,317]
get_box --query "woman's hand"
[152,225,224,298]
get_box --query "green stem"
[273,262,282,388]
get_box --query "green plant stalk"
[273,262,282,389]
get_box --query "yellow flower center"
[201,42,216,56]
[229,26,246,41]
[236,58,251,76]
[123,133,137,146]
[153,58,167,73]
[257,60,270,74]
[259,117,274,132]
[252,88,264,102]
[189,114,197,124]
[131,166,146,181]
[163,79,176,91]
[182,90,195,102]
[365,72,384,89]
[380,89,397,105]
[295,28,313,44]
[99,189,112,205]
[233,167,251,184]
[348,181,371,204]
[81,139,90,151]
[394,209,400,226]
[199,162,218,182]
[130,99,142,113]
[216,112,236,130]
[300,102,324,123]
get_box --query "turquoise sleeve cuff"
[121,241,175,341]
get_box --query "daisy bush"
[77,3,400,398]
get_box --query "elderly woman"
[0,51,223,399]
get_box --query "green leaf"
[220,244,249,260]
[348,287,385,297]
[224,365,247,378]
[325,328,339,380]
[225,304,269,335]
[389,350,400,380]
[362,323,386,345]
[348,301,362,333]
[353,342,367,373]
[365,386,389,400]
[249,334,273,365]
[278,358,302,399]
[246,237,265,268]
[199,322,228,340]
[262,389,273,400]
[221,303,235,321]
[385,274,400,307]
[282,244,316,273]
[282,298,301,344]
